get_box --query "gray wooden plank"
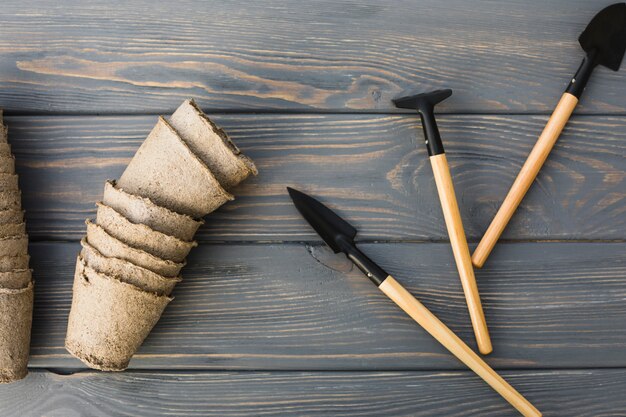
[2,369,624,417]
[0,0,624,113]
[7,113,626,241]
[28,241,626,370]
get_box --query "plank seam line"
[40,366,626,376]
[5,111,626,117]
[28,238,626,245]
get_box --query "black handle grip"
[419,111,445,156]
[344,246,388,286]
[565,52,597,99]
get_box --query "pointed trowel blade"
[287,187,357,253]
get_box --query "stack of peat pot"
[0,110,33,382]
[65,100,257,371]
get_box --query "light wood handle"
[430,154,492,354]
[472,93,579,268]
[379,276,541,417]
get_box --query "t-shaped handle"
[393,89,452,155]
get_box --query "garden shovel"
[472,3,626,268]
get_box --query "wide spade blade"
[287,187,357,253]
[579,2,626,70]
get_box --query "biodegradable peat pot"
[0,190,21,210]
[102,180,203,242]
[0,269,31,290]
[0,235,28,257]
[0,255,29,273]
[80,238,180,296]
[85,220,184,277]
[95,202,197,262]
[0,210,23,225]
[169,99,257,190]
[65,260,171,371]
[0,143,10,157]
[0,282,33,383]
[0,156,15,174]
[117,117,232,217]
[0,174,18,192]
[0,223,26,238]
[0,112,6,143]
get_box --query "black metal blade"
[579,3,626,70]
[287,187,356,253]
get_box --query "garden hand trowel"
[472,3,626,268]
[287,187,541,417]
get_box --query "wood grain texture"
[0,1,623,414]
[27,241,626,370]
[0,0,624,113]
[3,369,626,417]
[6,113,626,242]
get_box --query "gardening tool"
[472,3,626,268]
[393,89,492,355]
[287,187,541,417]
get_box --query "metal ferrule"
[419,111,445,156]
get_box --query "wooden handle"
[430,154,492,354]
[379,276,542,417]
[472,93,579,268]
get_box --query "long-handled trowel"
[472,3,626,268]
[287,187,541,417]
[393,89,492,354]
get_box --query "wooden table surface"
[1,1,625,415]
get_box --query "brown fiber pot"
[169,99,257,190]
[103,180,203,242]
[117,117,232,217]
[80,238,180,296]
[0,282,33,383]
[95,202,196,262]
[65,259,171,371]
